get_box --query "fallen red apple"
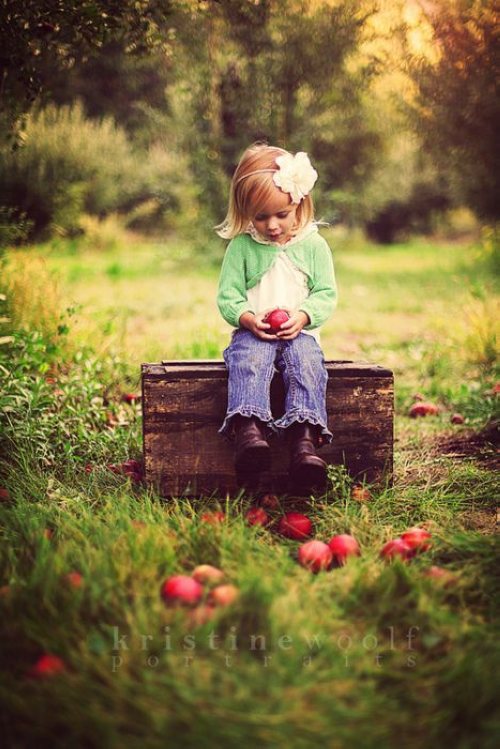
[450,413,465,425]
[297,540,333,573]
[161,575,203,606]
[29,654,66,678]
[122,459,143,473]
[258,493,280,510]
[200,510,225,525]
[409,402,439,418]
[208,584,239,607]
[187,604,217,627]
[328,534,361,565]
[0,487,10,501]
[245,507,270,527]
[192,564,225,584]
[424,566,457,586]
[263,308,290,334]
[351,485,371,502]
[401,527,432,552]
[121,393,140,404]
[277,512,313,540]
[380,538,414,561]
[64,571,83,589]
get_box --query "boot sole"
[235,443,272,474]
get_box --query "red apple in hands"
[161,575,203,606]
[298,540,333,573]
[401,527,432,552]
[380,538,414,561]
[277,512,313,540]
[328,534,361,566]
[263,308,290,334]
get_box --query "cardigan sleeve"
[217,238,255,328]
[298,236,337,329]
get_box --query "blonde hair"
[216,143,315,239]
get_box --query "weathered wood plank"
[142,360,394,496]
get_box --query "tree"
[0,0,175,142]
[408,0,499,221]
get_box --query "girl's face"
[251,188,299,244]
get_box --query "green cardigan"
[217,229,337,330]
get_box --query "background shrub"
[0,103,183,240]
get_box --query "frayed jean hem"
[218,407,274,440]
[273,410,333,443]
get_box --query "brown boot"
[233,415,271,474]
[288,422,327,492]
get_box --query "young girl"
[216,143,337,492]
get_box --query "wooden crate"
[142,360,394,497]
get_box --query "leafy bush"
[0,103,182,240]
[0,207,33,249]
[0,326,139,471]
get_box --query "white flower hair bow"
[273,152,318,204]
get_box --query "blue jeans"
[220,329,333,442]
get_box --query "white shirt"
[246,223,320,341]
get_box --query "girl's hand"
[239,311,278,341]
[276,310,310,340]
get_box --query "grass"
[0,230,498,748]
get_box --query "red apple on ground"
[351,485,371,502]
[192,564,225,584]
[380,538,414,561]
[451,413,465,424]
[122,393,140,404]
[409,402,439,418]
[424,566,457,586]
[401,527,432,552]
[263,308,290,334]
[208,584,239,607]
[64,572,83,589]
[297,540,333,573]
[161,575,203,606]
[187,604,217,627]
[328,534,361,566]
[29,654,66,678]
[0,487,10,501]
[245,507,270,527]
[258,493,280,510]
[277,512,313,540]
[200,510,225,525]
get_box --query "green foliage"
[0,232,498,746]
[0,0,176,140]
[172,0,381,225]
[0,327,140,470]
[0,206,33,249]
[407,0,500,221]
[0,103,181,239]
